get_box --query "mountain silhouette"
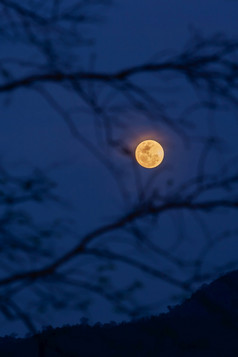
[0,269,238,356]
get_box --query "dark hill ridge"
[1,269,238,356]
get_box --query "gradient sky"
[1,0,238,335]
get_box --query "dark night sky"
[1,0,238,336]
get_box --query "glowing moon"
[135,140,164,168]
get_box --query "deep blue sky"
[0,0,238,335]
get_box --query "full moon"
[135,140,164,168]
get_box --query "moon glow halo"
[135,140,164,169]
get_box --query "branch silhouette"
[0,0,238,333]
